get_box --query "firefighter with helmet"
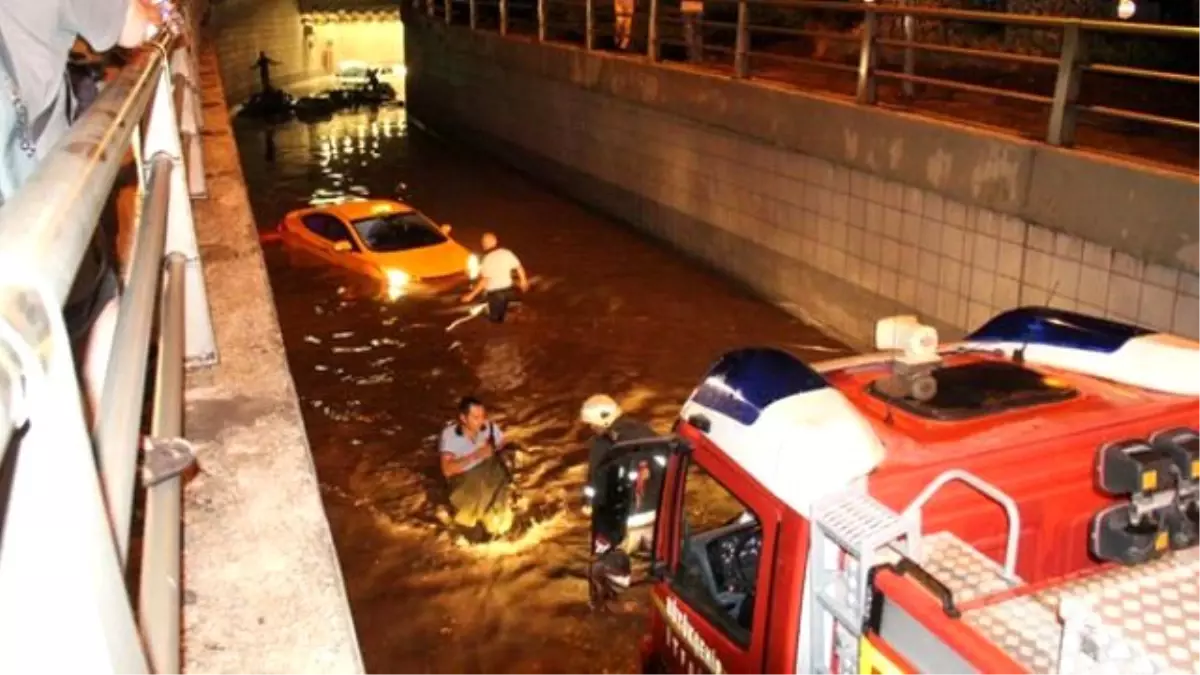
[580,394,667,609]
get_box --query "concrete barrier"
[183,44,364,674]
[404,21,1198,346]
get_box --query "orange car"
[277,198,480,298]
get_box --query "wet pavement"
[233,104,846,673]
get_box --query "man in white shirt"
[461,232,529,323]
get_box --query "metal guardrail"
[0,2,217,672]
[430,0,1199,149]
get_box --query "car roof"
[294,199,415,223]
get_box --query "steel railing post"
[470,0,478,29]
[856,7,879,104]
[0,282,149,673]
[537,0,546,41]
[171,47,208,199]
[1047,23,1087,147]
[586,0,595,50]
[132,122,147,199]
[96,154,172,562]
[142,62,218,368]
[901,0,915,98]
[647,0,659,60]
[181,1,205,133]
[734,0,749,78]
[446,0,453,24]
[500,0,508,35]
[138,252,187,674]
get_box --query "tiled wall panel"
[409,32,1198,344]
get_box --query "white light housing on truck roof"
[875,315,939,364]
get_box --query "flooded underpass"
[233,105,848,673]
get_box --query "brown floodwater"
[233,104,846,673]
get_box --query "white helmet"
[581,394,621,430]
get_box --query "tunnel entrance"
[300,5,405,98]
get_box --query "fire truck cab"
[635,307,1200,674]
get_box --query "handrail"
[0,34,167,315]
[431,0,1199,160]
[0,1,214,671]
[900,469,1022,581]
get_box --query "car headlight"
[466,254,480,280]
[385,269,410,287]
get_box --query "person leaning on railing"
[0,0,179,421]
[681,0,703,64]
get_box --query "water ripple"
[235,104,845,673]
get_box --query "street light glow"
[1117,0,1136,19]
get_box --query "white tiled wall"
[424,42,1200,342]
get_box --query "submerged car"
[335,60,371,88]
[278,198,480,298]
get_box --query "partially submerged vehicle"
[278,198,479,300]
[335,60,371,88]
[590,308,1198,673]
[293,93,338,122]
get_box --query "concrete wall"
[404,21,1199,346]
[207,0,310,104]
[308,20,404,76]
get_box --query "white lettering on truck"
[664,597,726,675]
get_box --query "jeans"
[485,287,516,323]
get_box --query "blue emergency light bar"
[966,307,1152,354]
[689,348,829,426]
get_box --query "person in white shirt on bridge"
[461,232,529,323]
[0,0,176,425]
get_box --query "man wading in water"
[461,232,529,323]
[439,396,515,540]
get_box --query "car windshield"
[351,211,447,252]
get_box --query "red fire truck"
[613,307,1199,674]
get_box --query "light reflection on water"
[234,105,847,672]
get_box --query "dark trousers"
[65,232,120,355]
[486,287,516,323]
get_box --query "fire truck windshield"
[669,458,763,648]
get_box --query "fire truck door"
[591,440,671,552]
[656,447,785,674]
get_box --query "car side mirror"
[440,223,452,234]
[333,240,352,253]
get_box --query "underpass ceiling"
[299,0,402,10]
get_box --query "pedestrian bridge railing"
[425,0,1198,154]
[0,3,216,672]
